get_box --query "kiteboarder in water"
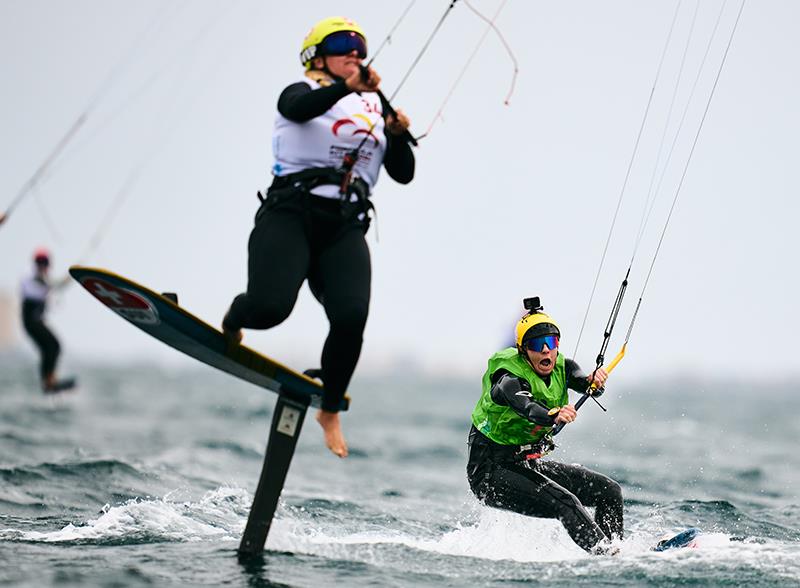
[222,17,415,458]
[467,298,623,554]
[20,249,74,393]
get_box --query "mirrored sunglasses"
[525,335,559,352]
[320,31,367,58]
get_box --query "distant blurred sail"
[0,289,17,350]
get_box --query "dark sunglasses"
[320,31,367,59]
[525,335,559,352]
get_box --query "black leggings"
[470,458,623,552]
[23,318,60,381]
[225,193,370,412]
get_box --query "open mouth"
[539,358,552,368]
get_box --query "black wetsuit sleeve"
[378,94,415,184]
[382,132,415,184]
[488,370,556,426]
[277,81,351,122]
[565,358,604,397]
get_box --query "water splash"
[1,486,249,544]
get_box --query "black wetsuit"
[21,276,60,382]
[467,362,624,553]
[224,79,414,412]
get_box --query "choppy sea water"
[1,355,799,587]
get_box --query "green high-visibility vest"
[471,347,568,445]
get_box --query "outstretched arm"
[52,275,71,292]
[565,359,607,396]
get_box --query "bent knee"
[593,473,622,500]
[606,478,623,502]
[248,300,294,328]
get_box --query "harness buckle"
[514,437,554,464]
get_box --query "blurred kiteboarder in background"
[222,16,415,458]
[20,248,75,393]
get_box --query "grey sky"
[1,1,797,383]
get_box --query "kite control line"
[554,0,747,437]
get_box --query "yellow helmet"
[515,299,561,349]
[300,16,368,70]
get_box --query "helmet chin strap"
[319,56,344,82]
[518,346,538,372]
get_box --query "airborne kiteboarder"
[221,16,416,458]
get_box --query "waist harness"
[469,426,556,467]
[260,167,374,224]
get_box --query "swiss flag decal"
[81,277,160,325]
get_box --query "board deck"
[69,266,347,411]
[44,377,77,394]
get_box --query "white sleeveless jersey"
[271,78,387,199]
[21,274,49,302]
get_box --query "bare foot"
[42,373,57,392]
[221,312,242,343]
[222,326,243,343]
[316,410,348,458]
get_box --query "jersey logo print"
[331,112,380,146]
[515,390,532,397]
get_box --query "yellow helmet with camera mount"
[515,297,561,350]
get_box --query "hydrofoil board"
[44,377,77,394]
[652,527,700,551]
[69,266,346,410]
